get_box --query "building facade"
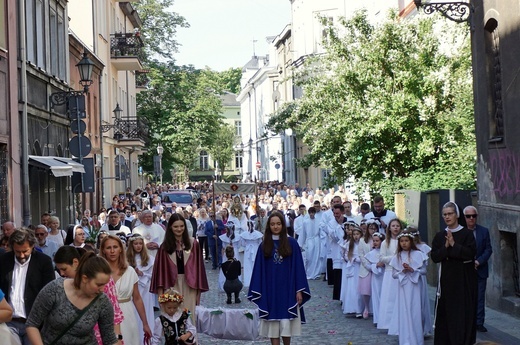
[471,0,520,316]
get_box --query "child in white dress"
[410,226,433,337]
[341,227,363,317]
[390,232,428,345]
[127,234,156,342]
[377,218,403,330]
[365,232,385,326]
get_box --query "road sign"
[256,161,261,170]
[274,163,281,170]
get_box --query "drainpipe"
[20,0,31,226]
[99,74,105,208]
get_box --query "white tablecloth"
[196,306,260,340]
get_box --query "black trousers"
[332,268,342,300]
[326,258,334,285]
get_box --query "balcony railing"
[102,117,149,143]
[110,33,145,70]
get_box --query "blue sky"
[171,0,291,71]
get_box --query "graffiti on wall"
[489,149,520,198]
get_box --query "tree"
[134,0,189,61]
[137,61,224,180]
[268,10,475,199]
[207,124,237,180]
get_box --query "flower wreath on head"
[396,232,415,240]
[127,233,144,242]
[158,291,184,304]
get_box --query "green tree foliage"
[134,0,189,61]
[137,61,224,180]
[199,67,242,94]
[207,124,237,179]
[268,11,475,197]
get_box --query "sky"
[170,0,291,71]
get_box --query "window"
[235,152,243,169]
[199,151,209,170]
[484,19,504,143]
[235,120,242,136]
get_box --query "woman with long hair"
[100,235,152,345]
[126,234,155,341]
[150,213,209,325]
[248,212,311,345]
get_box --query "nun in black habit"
[431,201,477,345]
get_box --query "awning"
[29,155,86,177]
[54,157,86,173]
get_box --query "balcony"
[135,70,150,92]
[102,117,149,147]
[110,33,144,71]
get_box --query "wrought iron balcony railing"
[101,117,149,143]
[110,33,145,61]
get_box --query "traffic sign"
[274,163,281,170]
[256,161,261,170]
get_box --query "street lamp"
[413,0,473,26]
[157,144,164,185]
[49,50,95,195]
[77,52,95,92]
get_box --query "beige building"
[69,0,148,210]
[189,92,243,182]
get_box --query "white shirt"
[10,255,31,318]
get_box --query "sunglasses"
[35,233,46,237]
[465,214,477,219]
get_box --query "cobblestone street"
[196,261,520,345]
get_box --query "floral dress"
[94,276,124,344]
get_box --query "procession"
[0,180,505,345]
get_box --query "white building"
[237,0,402,187]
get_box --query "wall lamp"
[50,51,94,108]
[414,0,473,26]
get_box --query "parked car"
[160,191,194,212]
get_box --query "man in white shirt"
[0,229,55,345]
[100,210,131,236]
[319,196,343,284]
[326,204,346,300]
[365,195,397,232]
[133,209,165,257]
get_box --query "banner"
[214,183,256,194]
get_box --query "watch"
[117,334,123,340]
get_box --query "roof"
[220,92,239,107]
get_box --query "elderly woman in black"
[431,201,477,345]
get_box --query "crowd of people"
[0,181,493,345]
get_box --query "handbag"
[49,293,101,345]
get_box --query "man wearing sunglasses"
[463,205,492,333]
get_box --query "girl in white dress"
[377,218,403,330]
[341,227,363,317]
[127,234,156,342]
[410,226,433,337]
[365,232,385,326]
[390,232,428,345]
[358,220,378,319]
[101,235,152,345]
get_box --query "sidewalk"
[197,260,520,344]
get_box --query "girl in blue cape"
[248,211,311,345]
